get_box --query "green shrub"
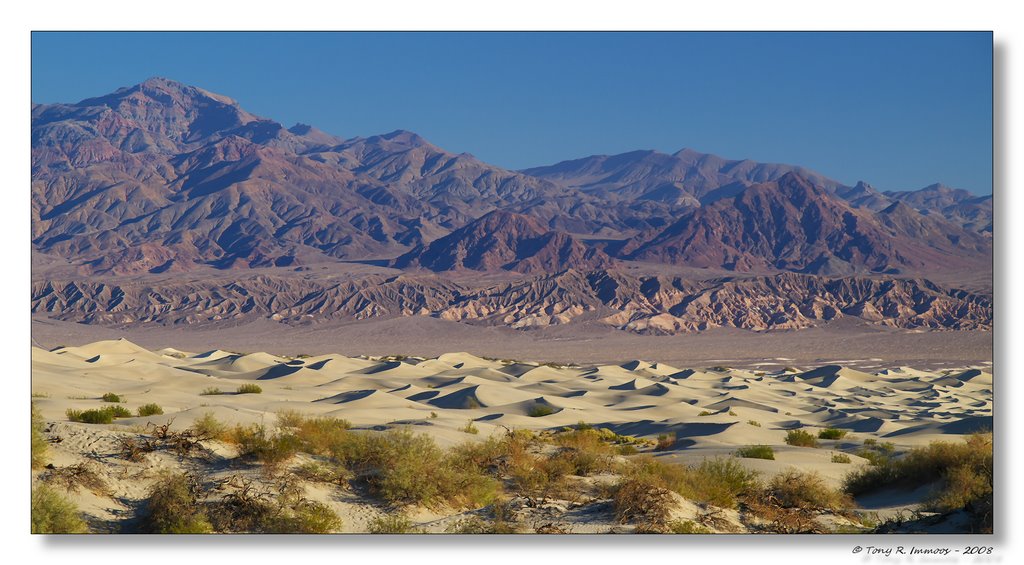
[461,420,479,434]
[137,403,164,417]
[275,411,353,459]
[528,405,555,417]
[448,430,564,501]
[67,408,109,424]
[101,392,123,403]
[614,476,677,529]
[445,516,521,534]
[618,455,758,511]
[368,513,420,534]
[785,429,819,448]
[617,444,639,455]
[293,461,351,485]
[208,476,342,533]
[844,433,992,516]
[549,428,616,475]
[736,445,775,460]
[747,420,762,427]
[682,457,760,509]
[32,403,48,469]
[234,425,301,469]
[655,432,675,451]
[832,453,852,464]
[667,519,711,534]
[141,473,213,533]
[31,484,88,534]
[191,412,227,440]
[200,387,223,396]
[108,405,132,418]
[66,405,132,424]
[818,428,848,440]
[276,499,342,533]
[768,470,852,512]
[236,383,263,394]
[697,410,714,416]
[350,429,499,509]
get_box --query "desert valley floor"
[31,337,993,534]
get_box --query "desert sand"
[31,338,993,533]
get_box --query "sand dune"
[31,339,992,533]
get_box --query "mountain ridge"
[33,78,991,277]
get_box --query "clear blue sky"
[32,32,992,193]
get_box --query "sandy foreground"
[31,338,993,534]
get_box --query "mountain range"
[31,78,992,334]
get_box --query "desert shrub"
[209,476,342,533]
[137,403,164,417]
[350,429,498,508]
[108,405,132,418]
[274,412,353,458]
[818,428,848,440]
[450,430,568,500]
[736,445,775,460]
[293,461,351,485]
[66,405,131,424]
[461,420,479,434]
[40,462,108,495]
[31,484,88,534]
[234,425,301,469]
[445,516,520,534]
[528,405,555,417]
[32,403,48,469]
[191,412,227,440]
[617,444,639,456]
[276,499,343,533]
[429,412,438,419]
[613,476,677,528]
[236,383,263,394]
[368,513,420,534]
[655,432,675,451]
[697,410,714,417]
[862,438,877,446]
[832,453,852,464]
[844,433,992,515]
[667,519,711,534]
[767,470,852,512]
[101,392,123,403]
[619,455,759,510]
[200,387,223,396]
[785,429,819,448]
[549,428,616,475]
[681,457,760,509]
[141,473,213,533]
[616,456,758,510]
[747,420,761,427]
[67,408,108,424]
[619,456,691,494]
[855,448,891,466]
[931,464,992,515]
